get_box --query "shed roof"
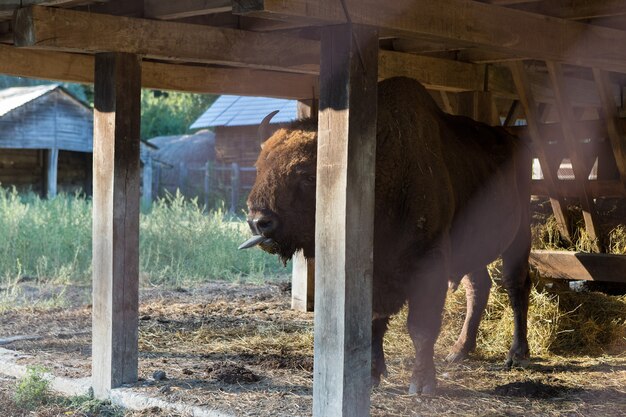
[0,84,59,117]
[190,95,297,129]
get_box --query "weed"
[13,366,50,409]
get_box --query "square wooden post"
[44,148,59,198]
[313,24,378,417]
[291,252,314,311]
[92,52,142,399]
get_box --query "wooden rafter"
[592,68,626,188]
[234,0,626,74]
[510,61,573,242]
[510,0,626,20]
[546,60,603,251]
[13,5,320,74]
[531,179,626,198]
[0,45,318,99]
[144,0,231,19]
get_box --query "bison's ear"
[258,110,280,149]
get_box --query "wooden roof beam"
[0,45,319,99]
[144,0,231,20]
[510,0,626,20]
[13,5,319,74]
[234,0,626,74]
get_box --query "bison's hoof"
[408,373,437,396]
[505,346,530,369]
[371,367,388,388]
[445,349,469,363]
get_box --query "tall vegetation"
[141,90,216,139]
[0,188,287,286]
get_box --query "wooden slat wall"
[0,148,91,195]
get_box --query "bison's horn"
[238,235,270,250]
[258,110,280,147]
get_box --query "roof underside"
[2,0,626,101]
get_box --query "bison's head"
[239,115,318,265]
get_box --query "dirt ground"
[0,281,624,417]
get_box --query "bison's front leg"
[371,316,390,387]
[446,268,492,363]
[406,249,449,395]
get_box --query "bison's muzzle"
[238,210,280,251]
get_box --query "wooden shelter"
[0,84,93,196]
[2,1,626,415]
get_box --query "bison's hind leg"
[446,267,492,363]
[371,317,390,387]
[502,234,532,368]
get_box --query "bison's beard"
[259,239,297,266]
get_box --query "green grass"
[0,187,288,287]
[13,366,51,410]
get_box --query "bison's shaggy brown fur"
[243,77,532,394]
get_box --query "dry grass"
[0,278,624,416]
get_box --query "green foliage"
[14,366,51,410]
[0,188,287,286]
[141,90,216,140]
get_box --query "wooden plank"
[530,250,626,283]
[291,252,314,312]
[314,23,378,417]
[13,5,319,74]
[234,0,626,73]
[511,0,626,20]
[531,179,626,197]
[144,0,231,19]
[546,61,603,251]
[456,91,499,125]
[510,61,573,242]
[592,68,626,188]
[92,52,141,399]
[0,44,318,99]
[378,49,484,92]
[44,148,58,198]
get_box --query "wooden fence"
[142,157,256,212]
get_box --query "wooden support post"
[92,52,141,399]
[204,161,211,208]
[291,252,315,311]
[592,68,626,189]
[510,61,573,243]
[314,24,378,417]
[230,162,240,213]
[291,99,318,312]
[457,91,499,125]
[546,61,603,252]
[297,99,319,119]
[178,162,188,195]
[44,148,58,198]
[141,153,153,209]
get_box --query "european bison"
[239,77,532,394]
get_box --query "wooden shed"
[190,95,298,205]
[0,84,93,196]
[2,1,626,416]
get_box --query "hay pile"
[436,263,626,360]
